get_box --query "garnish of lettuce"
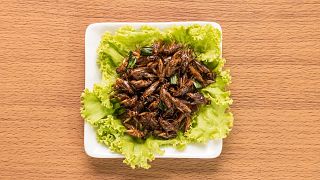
[81,24,233,169]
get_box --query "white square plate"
[84,21,223,158]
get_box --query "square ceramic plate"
[84,21,223,158]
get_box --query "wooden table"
[1,0,319,179]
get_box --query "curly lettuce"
[81,24,233,169]
[185,69,233,142]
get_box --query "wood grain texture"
[0,0,319,179]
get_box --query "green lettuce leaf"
[186,101,233,142]
[163,25,189,44]
[188,24,221,53]
[95,116,126,152]
[186,70,233,142]
[114,25,162,50]
[80,89,109,125]
[164,24,221,58]
[121,132,188,169]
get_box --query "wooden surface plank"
[0,0,319,179]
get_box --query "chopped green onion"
[158,101,166,111]
[127,51,136,69]
[127,58,136,69]
[170,74,178,84]
[110,98,119,104]
[193,80,202,89]
[114,107,125,115]
[140,47,153,56]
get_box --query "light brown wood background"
[0,0,319,179]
